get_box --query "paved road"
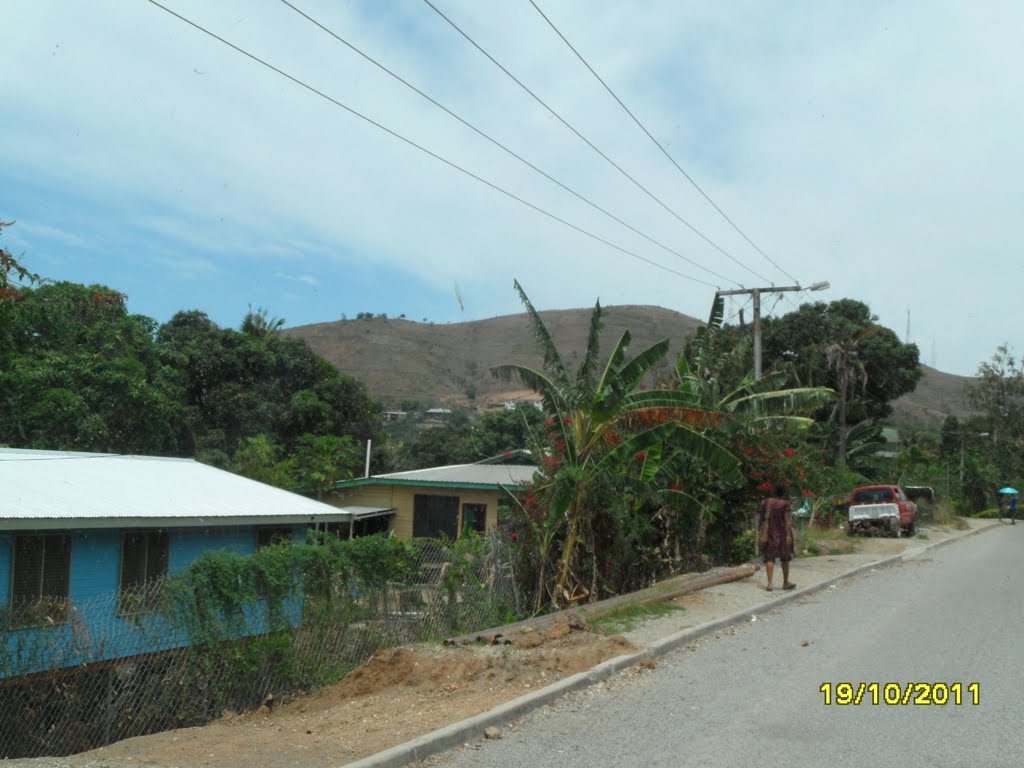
[426,527,1024,768]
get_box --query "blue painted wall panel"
[2,523,310,679]
[69,530,121,602]
[0,536,10,605]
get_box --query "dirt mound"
[79,624,635,768]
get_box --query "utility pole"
[715,281,830,380]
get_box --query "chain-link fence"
[0,533,523,759]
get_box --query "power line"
[277,0,737,286]
[421,0,771,284]
[143,0,717,289]
[527,0,800,284]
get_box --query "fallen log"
[444,563,757,646]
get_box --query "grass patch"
[591,601,684,634]
[794,526,860,558]
[916,532,929,540]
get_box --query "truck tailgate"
[849,502,899,521]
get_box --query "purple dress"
[758,497,793,562]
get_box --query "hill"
[889,364,973,431]
[284,305,702,406]
[285,307,973,429]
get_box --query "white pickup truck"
[847,485,918,537]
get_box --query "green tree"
[0,282,188,453]
[156,310,383,458]
[762,299,921,423]
[240,305,285,339]
[965,343,1024,449]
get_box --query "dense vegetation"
[4,220,1021,611]
[0,224,382,488]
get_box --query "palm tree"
[824,327,882,466]
[492,282,743,610]
[241,305,285,339]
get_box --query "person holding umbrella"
[998,487,1018,525]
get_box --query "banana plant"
[492,281,742,610]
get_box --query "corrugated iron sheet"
[0,449,354,526]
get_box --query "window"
[119,531,169,614]
[413,495,460,539]
[853,488,894,504]
[461,503,487,534]
[10,534,71,628]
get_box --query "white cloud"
[3,0,1023,374]
[274,272,319,287]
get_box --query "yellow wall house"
[331,463,536,540]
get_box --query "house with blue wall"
[0,448,362,679]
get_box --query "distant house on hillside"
[502,399,543,411]
[0,448,358,679]
[331,463,536,540]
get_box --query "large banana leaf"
[513,279,571,391]
[593,330,632,412]
[727,387,835,417]
[575,298,604,402]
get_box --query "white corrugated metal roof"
[0,448,355,530]
[344,506,397,520]
[370,463,536,487]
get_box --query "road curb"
[344,521,997,768]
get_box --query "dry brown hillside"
[286,307,974,428]
[284,305,702,406]
[890,364,974,430]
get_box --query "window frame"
[460,503,488,535]
[118,530,170,616]
[8,533,72,629]
[413,494,461,539]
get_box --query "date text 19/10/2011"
[819,682,979,706]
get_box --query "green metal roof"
[335,463,536,492]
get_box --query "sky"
[2,0,1022,377]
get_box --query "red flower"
[503,450,512,457]
[669,483,682,492]
[563,417,572,425]
[751,471,763,479]
[743,448,754,457]
[635,451,647,461]
[543,418,554,427]
[95,294,104,301]
[784,448,796,457]
[509,532,519,542]
[756,482,773,491]
[803,489,815,497]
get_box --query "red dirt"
[78,620,633,768]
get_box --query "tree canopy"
[0,272,384,488]
[761,299,921,422]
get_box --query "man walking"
[1010,494,1018,525]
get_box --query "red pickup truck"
[847,485,918,537]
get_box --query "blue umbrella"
[998,487,1018,494]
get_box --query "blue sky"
[3,0,1023,376]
